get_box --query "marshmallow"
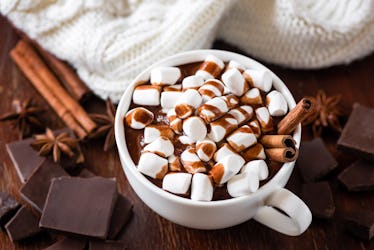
[255,107,274,132]
[168,155,182,171]
[163,84,182,92]
[248,119,261,138]
[143,136,174,157]
[228,105,253,125]
[191,173,213,201]
[195,55,224,80]
[144,125,174,144]
[241,160,269,181]
[225,60,245,73]
[180,148,206,174]
[150,67,181,86]
[198,96,228,122]
[266,90,288,116]
[210,155,244,185]
[182,116,207,142]
[227,172,259,197]
[167,109,183,134]
[220,94,239,109]
[182,75,204,90]
[227,125,257,152]
[241,143,266,162]
[208,114,238,142]
[214,143,245,165]
[133,85,161,106]
[125,107,154,129]
[240,88,263,105]
[198,79,225,101]
[243,69,272,92]
[175,89,202,119]
[222,68,249,96]
[161,91,183,109]
[178,135,195,145]
[162,173,192,194]
[137,152,168,179]
[196,139,217,162]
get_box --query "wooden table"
[0,16,373,249]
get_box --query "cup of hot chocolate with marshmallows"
[114,50,312,235]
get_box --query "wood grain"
[0,16,373,249]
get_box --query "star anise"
[0,98,45,139]
[31,128,84,163]
[303,90,343,137]
[89,99,116,151]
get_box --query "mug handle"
[253,187,312,236]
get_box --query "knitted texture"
[1,0,373,102]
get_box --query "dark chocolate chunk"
[5,206,42,241]
[337,103,374,161]
[344,210,374,240]
[89,240,125,250]
[44,237,87,250]
[6,138,44,183]
[0,192,20,226]
[40,176,118,239]
[20,159,69,212]
[302,182,335,219]
[108,194,133,240]
[77,168,96,178]
[297,138,338,182]
[338,160,374,191]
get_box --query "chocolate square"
[89,240,125,250]
[44,237,87,250]
[40,176,118,239]
[107,194,133,240]
[338,160,374,191]
[338,103,374,161]
[297,138,338,182]
[5,206,42,241]
[0,192,20,226]
[344,210,374,240]
[20,159,69,212]
[6,138,44,183]
[302,182,335,219]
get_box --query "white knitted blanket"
[1,0,373,102]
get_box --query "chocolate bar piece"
[337,103,374,161]
[108,194,133,240]
[20,159,69,212]
[44,237,87,250]
[297,138,338,182]
[0,192,20,226]
[338,160,374,191]
[302,182,335,219]
[6,138,44,183]
[344,210,374,240]
[5,206,41,241]
[89,240,125,250]
[40,176,118,239]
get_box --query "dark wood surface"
[1,16,373,250]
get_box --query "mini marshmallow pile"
[125,55,289,201]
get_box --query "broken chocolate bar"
[0,192,20,226]
[20,159,69,212]
[338,160,374,191]
[108,194,133,240]
[89,240,125,250]
[44,237,87,250]
[40,176,118,239]
[297,138,338,182]
[344,210,374,240]
[302,182,335,219]
[337,103,374,161]
[5,206,42,242]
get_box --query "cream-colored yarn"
[1,0,373,102]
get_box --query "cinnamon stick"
[265,147,299,163]
[14,40,96,134]
[10,46,87,139]
[261,135,296,148]
[277,98,316,135]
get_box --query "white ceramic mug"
[114,50,312,235]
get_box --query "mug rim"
[114,49,301,207]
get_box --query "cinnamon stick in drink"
[265,147,298,162]
[14,40,96,134]
[261,135,296,148]
[277,98,315,135]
